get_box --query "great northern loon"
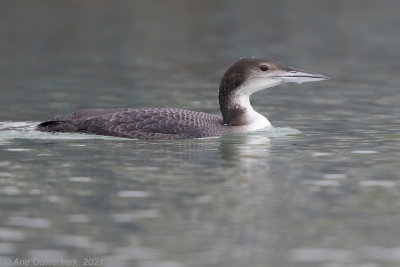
[37,58,328,139]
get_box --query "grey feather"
[37,108,248,139]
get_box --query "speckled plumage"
[37,108,254,139]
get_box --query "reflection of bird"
[37,58,328,139]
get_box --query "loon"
[37,57,328,139]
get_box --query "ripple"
[323,174,347,179]
[259,127,300,137]
[0,242,16,254]
[46,195,62,202]
[0,173,13,178]
[0,257,12,266]
[67,214,90,223]
[0,121,129,141]
[289,247,400,262]
[289,248,353,262]
[8,217,51,229]
[0,122,32,130]
[28,250,67,263]
[103,256,127,267]
[139,261,183,267]
[352,150,378,154]
[115,247,162,260]
[196,195,213,203]
[54,235,91,248]
[1,186,21,195]
[312,152,333,157]
[303,180,340,186]
[5,148,31,152]
[68,177,92,183]
[91,242,109,254]
[117,191,149,198]
[29,189,41,195]
[0,228,25,242]
[359,180,399,188]
[112,210,160,222]
[126,167,160,171]
[360,246,400,261]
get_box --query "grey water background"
[0,0,400,266]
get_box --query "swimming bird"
[37,57,328,139]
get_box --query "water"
[1,0,400,266]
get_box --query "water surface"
[1,1,400,267]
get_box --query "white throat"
[234,94,271,130]
[232,78,281,130]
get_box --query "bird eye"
[260,65,269,71]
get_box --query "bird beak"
[275,67,330,84]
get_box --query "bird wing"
[75,108,222,139]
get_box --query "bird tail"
[36,120,78,132]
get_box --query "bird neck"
[218,86,270,128]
